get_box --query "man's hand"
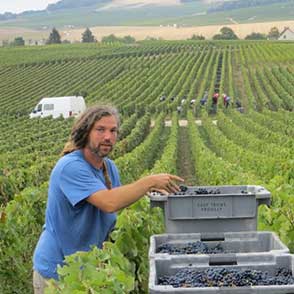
[146,174,185,195]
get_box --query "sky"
[0,0,59,14]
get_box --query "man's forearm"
[87,176,154,212]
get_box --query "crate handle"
[201,237,225,242]
[209,255,237,266]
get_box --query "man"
[33,105,183,293]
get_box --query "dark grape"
[158,267,294,288]
[174,187,222,196]
[179,185,188,192]
[157,241,224,254]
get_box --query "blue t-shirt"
[33,150,121,279]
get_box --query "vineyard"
[0,40,293,293]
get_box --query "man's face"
[87,115,118,158]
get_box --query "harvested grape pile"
[158,267,294,288]
[174,185,250,196]
[157,241,224,254]
[175,186,222,196]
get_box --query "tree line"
[46,27,136,44]
[188,26,280,41]
[3,26,282,47]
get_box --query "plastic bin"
[149,231,289,259]
[150,185,271,233]
[149,254,294,293]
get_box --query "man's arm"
[87,174,184,212]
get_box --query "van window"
[44,104,54,111]
[37,104,42,112]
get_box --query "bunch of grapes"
[157,241,224,255]
[174,185,221,196]
[158,267,294,288]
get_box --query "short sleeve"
[60,160,105,207]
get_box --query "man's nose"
[103,130,112,140]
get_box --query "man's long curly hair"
[62,105,120,156]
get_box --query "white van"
[29,96,86,119]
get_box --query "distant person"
[200,91,208,106]
[211,92,219,113]
[203,91,208,100]
[212,92,219,105]
[235,99,244,113]
[235,100,242,108]
[223,94,230,108]
[159,95,166,102]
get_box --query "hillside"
[0,0,293,30]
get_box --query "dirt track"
[1,20,294,42]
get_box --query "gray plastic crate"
[150,185,271,233]
[149,231,289,259]
[149,254,294,293]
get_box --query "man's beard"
[89,143,113,158]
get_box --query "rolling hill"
[0,0,293,29]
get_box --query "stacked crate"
[149,185,294,293]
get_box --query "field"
[0,40,293,293]
[1,20,294,43]
[67,20,294,41]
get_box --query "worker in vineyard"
[32,105,184,293]
[223,93,230,108]
[200,91,208,106]
[235,99,244,113]
[212,92,219,105]
[235,99,242,108]
[211,92,219,113]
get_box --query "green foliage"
[11,36,25,46]
[111,113,151,159]
[45,199,163,294]
[0,184,47,294]
[258,178,294,251]
[150,112,178,175]
[122,35,136,44]
[213,27,239,40]
[81,27,96,43]
[47,27,62,44]
[268,26,280,39]
[101,34,122,43]
[245,32,267,40]
[189,34,205,40]
[0,40,293,293]
[110,199,164,293]
[46,244,134,294]
[62,39,71,44]
[101,34,136,44]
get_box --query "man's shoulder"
[56,151,86,170]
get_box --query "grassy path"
[176,124,197,186]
